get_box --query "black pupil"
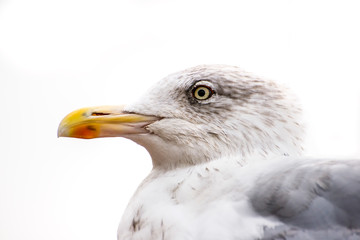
[198,89,206,97]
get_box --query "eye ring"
[192,85,214,100]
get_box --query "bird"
[58,65,360,240]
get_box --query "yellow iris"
[193,86,213,100]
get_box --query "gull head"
[58,65,303,169]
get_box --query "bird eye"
[192,85,214,100]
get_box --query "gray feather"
[261,225,360,240]
[251,159,360,239]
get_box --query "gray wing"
[249,159,360,240]
[261,226,360,240]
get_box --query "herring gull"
[58,65,360,240]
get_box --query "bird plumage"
[58,65,360,240]
[124,65,303,169]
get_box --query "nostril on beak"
[91,112,111,116]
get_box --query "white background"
[1,0,360,239]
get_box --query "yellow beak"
[58,105,160,139]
